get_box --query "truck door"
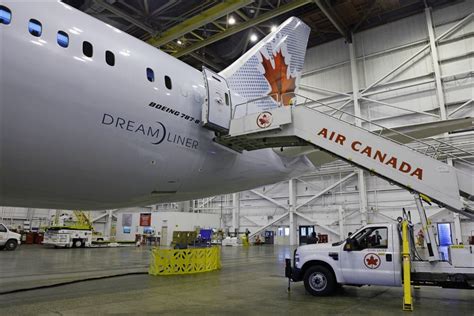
[201,67,232,133]
[0,224,7,244]
[340,226,396,286]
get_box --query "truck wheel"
[303,265,336,296]
[73,239,82,248]
[5,239,18,251]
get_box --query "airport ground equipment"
[0,223,21,251]
[285,204,473,311]
[43,227,93,248]
[43,211,97,248]
[284,221,474,294]
[207,93,473,219]
[204,91,474,308]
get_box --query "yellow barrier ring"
[149,246,221,276]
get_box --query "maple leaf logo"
[256,112,273,128]
[260,50,296,106]
[364,253,381,269]
[259,115,270,125]
[366,256,378,266]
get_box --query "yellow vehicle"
[43,211,99,248]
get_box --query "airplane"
[0,1,471,210]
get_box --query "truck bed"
[411,246,474,289]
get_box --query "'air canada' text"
[317,128,423,180]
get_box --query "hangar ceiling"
[63,0,463,71]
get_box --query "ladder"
[216,94,474,218]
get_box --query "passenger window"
[0,5,12,25]
[28,19,42,37]
[83,41,93,57]
[105,50,115,66]
[57,31,69,48]
[146,68,154,82]
[0,224,6,233]
[165,75,172,90]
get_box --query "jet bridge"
[212,94,474,218]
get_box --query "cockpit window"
[57,31,69,48]
[146,68,155,82]
[0,5,12,25]
[29,19,42,37]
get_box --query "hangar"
[0,0,473,314]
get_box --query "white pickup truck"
[285,223,473,296]
[0,223,21,251]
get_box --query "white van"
[0,223,21,251]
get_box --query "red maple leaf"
[260,50,296,106]
[259,114,269,125]
[366,255,379,267]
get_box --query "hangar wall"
[115,210,220,244]
[301,0,472,126]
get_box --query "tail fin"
[220,17,310,108]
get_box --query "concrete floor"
[0,245,472,315]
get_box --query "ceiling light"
[250,33,258,42]
[271,25,277,32]
[228,16,236,25]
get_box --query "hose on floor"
[0,271,148,295]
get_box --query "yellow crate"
[149,246,221,275]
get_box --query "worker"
[372,230,382,246]
[243,229,250,246]
[307,232,318,244]
[416,229,425,247]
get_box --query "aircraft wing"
[278,117,473,167]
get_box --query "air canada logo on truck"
[364,253,381,269]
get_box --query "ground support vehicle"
[0,223,21,251]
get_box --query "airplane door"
[202,68,232,133]
[161,226,168,247]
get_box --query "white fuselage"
[0,1,314,209]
